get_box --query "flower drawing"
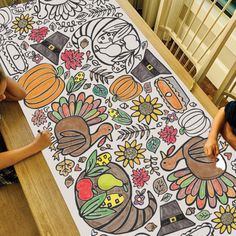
[159,125,177,144]
[212,205,236,234]
[132,168,150,188]
[11,14,34,34]
[115,140,145,168]
[61,49,84,70]
[29,27,49,43]
[134,194,145,205]
[31,109,47,127]
[32,53,43,64]
[131,95,163,125]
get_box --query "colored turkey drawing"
[1,0,235,235]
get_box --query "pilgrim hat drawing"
[131,49,170,82]
[157,200,195,236]
[31,31,69,65]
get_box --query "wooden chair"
[213,60,236,106]
[153,0,236,90]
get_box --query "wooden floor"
[0,183,39,235]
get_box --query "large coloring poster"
[0,1,236,235]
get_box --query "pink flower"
[61,49,84,70]
[31,109,47,127]
[159,125,177,144]
[32,53,43,64]
[167,112,178,123]
[29,27,48,43]
[132,168,150,188]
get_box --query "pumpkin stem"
[112,95,118,102]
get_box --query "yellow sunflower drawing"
[131,95,163,125]
[11,14,34,34]
[212,205,236,234]
[115,140,145,168]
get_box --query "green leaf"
[85,150,97,174]
[146,136,160,153]
[195,210,211,221]
[92,84,108,98]
[113,109,132,125]
[179,127,185,135]
[80,193,107,216]
[57,66,64,77]
[84,207,115,220]
[72,79,86,93]
[66,77,75,94]
[87,166,110,177]
[161,193,172,202]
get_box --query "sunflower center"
[124,147,138,160]
[18,19,28,28]
[221,213,234,225]
[139,102,153,115]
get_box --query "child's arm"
[0,130,51,170]
[204,107,226,158]
[4,76,27,101]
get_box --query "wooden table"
[0,1,218,235]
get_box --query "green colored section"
[216,0,236,17]
[0,0,28,8]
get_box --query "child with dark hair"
[204,101,236,159]
[0,65,51,185]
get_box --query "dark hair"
[225,101,236,135]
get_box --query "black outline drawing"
[178,108,211,137]
[72,17,141,73]
[34,0,87,21]
[75,151,158,234]
[131,49,171,83]
[0,41,28,75]
[181,223,214,236]
[155,76,190,113]
[157,200,195,236]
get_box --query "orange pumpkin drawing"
[18,63,65,109]
[109,75,143,102]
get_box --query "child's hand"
[33,130,51,152]
[204,138,219,159]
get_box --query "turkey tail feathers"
[48,93,107,125]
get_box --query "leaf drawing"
[161,193,173,202]
[117,123,155,141]
[195,210,211,221]
[88,4,119,18]
[90,67,114,84]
